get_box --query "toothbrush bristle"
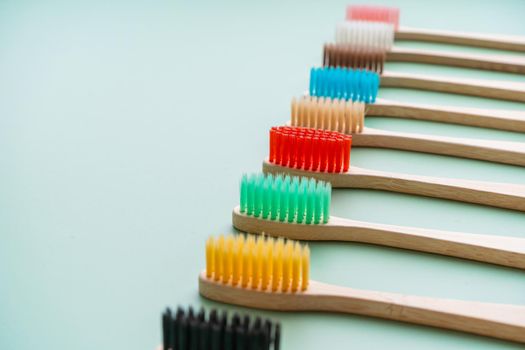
[162,306,281,350]
[335,21,395,52]
[206,234,310,293]
[346,5,400,29]
[239,172,331,224]
[269,126,352,173]
[323,43,385,74]
[309,67,379,103]
[291,96,365,134]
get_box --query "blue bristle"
[309,67,380,103]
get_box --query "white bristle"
[291,96,365,134]
[335,21,395,52]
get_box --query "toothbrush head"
[346,5,400,30]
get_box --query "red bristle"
[268,126,351,173]
[269,128,276,163]
[343,136,351,172]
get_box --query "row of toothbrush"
[163,5,525,349]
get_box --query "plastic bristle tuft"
[323,43,386,74]
[309,67,379,103]
[291,96,365,134]
[205,234,310,293]
[269,126,352,174]
[240,170,332,224]
[346,5,400,30]
[335,21,395,52]
[162,306,281,350]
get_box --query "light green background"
[1,0,525,349]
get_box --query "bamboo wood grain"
[386,46,525,73]
[232,207,525,269]
[395,26,525,52]
[262,160,525,212]
[380,71,525,102]
[369,98,525,132]
[199,272,525,343]
[352,127,525,166]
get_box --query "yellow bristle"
[242,245,252,288]
[214,235,225,281]
[261,239,273,290]
[205,236,215,278]
[291,242,302,292]
[252,237,264,289]
[232,236,243,285]
[272,238,284,291]
[301,245,310,291]
[223,236,234,283]
[282,241,294,291]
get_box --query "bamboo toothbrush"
[312,62,525,132]
[263,126,525,212]
[305,67,525,166]
[335,20,525,74]
[326,35,525,102]
[200,235,525,343]
[347,5,525,52]
[232,172,525,269]
[161,306,280,350]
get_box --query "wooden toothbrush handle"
[352,127,525,166]
[387,46,525,73]
[369,98,525,132]
[262,160,525,211]
[199,273,525,343]
[395,26,525,52]
[232,206,525,269]
[347,165,525,211]
[332,216,525,269]
[307,281,525,343]
[380,71,525,102]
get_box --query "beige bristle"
[205,236,215,278]
[206,234,310,293]
[291,96,366,134]
[301,246,310,291]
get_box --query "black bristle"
[176,306,185,319]
[224,324,234,350]
[263,320,272,350]
[232,313,241,329]
[235,325,245,350]
[253,317,262,331]
[178,316,188,350]
[273,324,281,350]
[197,308,206,323]
[188,306,195,321]
[210,323,221,350]
[199,321,210,350]
[171,313,179,350]
[189,319,199,350]
[162,308,172,350]
[243,315,251,332]
[210,309,219,325]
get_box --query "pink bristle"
[346,5,400,30]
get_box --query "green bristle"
[254,174,264,217]
[314,183,323,224]
[296,179,307,224]
[262,176,271,219]
[287,177,298,223]
[323,183,331,224]
[239,173,331,225]
[304,180,315,224]
[279,177,290,222]
[246,174,255,215]
[240,174,248,213]
[271,176,282,220]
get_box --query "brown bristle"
[323,44,385,74]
